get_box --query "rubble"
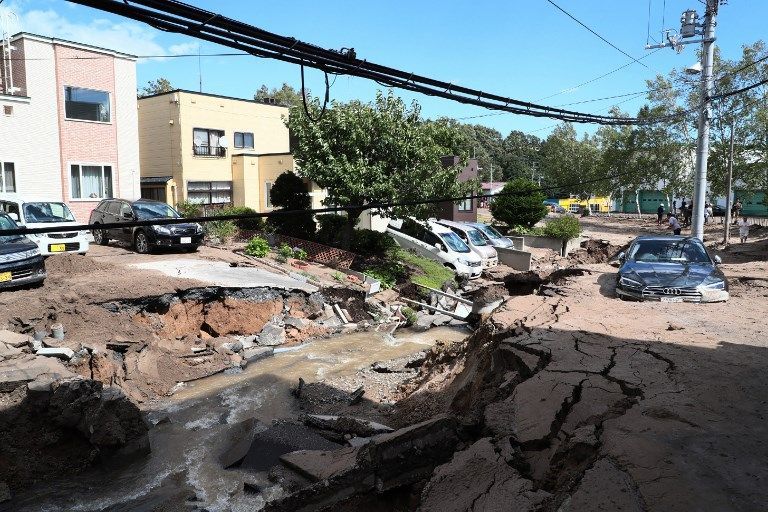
[35,347,75,360]
[0,330,32,348]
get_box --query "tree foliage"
[139,77,173,97]
[268,171,315,240]
[490,178,548,228]
[254,83,304,107]
[286,90,469,248]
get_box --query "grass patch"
[396,249,456,290]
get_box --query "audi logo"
[663,288,682,295]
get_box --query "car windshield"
[440,231,471,253]
[0,215,24,243]
[466,228,488,246]
[133,202,181,220]
[629,239,711,263]
[475,223,503,240]
[23,202,76,223]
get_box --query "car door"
[118,202,135,242]
[104,201,123,240]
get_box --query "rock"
[302,414,394,437]
[558,458,645,512]
[258,323,286,346]
[235,423,340,473]
[0,481,9,503]
[191,346,208,354]
[0,330,32,348]
[667,323,685,331]
[26,373,57,398]
[242,346,274,364]
[30,339,43,352]
[284,317,310,330]
[0,356,74,392]
[221,340,244,353]
[36,347,75,360]
[229,353,243,366]
[348,386,365,405]
[414,314,436,332]
[0,342,22,359]
[322,304,335,320]
[431,314,452,327]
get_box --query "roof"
[12,32,137,60]
[138,89,290,108]
[481,182,507,189]
[140,176,173,184]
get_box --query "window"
[457,197,473,211]
[234,132,254,149]
[106,201,121,215]
[70,164,112,199]
[265,181,273,207]
[64,86,110,122]
[193,128,225,156]
[187,181,232,205]
[120,203,133,219]
[141,186,167,203]
[3,105,12,116]
[1,162,16,192]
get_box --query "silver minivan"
[434,219,498,268]
[465,222,515,249]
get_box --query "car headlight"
[619,276,643,289]
[154,225,172,235]
[701,280,725,290]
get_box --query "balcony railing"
[193,145,226,157]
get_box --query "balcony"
[193,145,226,157]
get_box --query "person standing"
[738,216,750,243]
[732,199,742,224]
[705,203,713,224]
[657,203,665,226]
[668,212,682,235]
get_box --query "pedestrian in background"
[738,216,750,243]
[705,203,713,224]
[732,199,742,224]
[657,203,664,226]
[683,202,692,227]
[668,212,682,235]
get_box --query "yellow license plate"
[49,244,66,252]
[0,272,11,283]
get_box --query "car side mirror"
[714,255,722,265]
[617,252,626,263]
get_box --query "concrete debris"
[0,356,74,392]
[301,414,394,438]
[0,330,32,348]
[414,313,437,332]
[558,458,645,512]
[283,317,310,330]
[36,347,75,361]
[0,341,22,359]
[241,346,274,364]
[258,322,286,346]
[348,386,365,405]
[220,340,244,353]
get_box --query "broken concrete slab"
[236,423,341,473]
[302,414,394,437]
[431,314,452,327]
[0,356,74,392]
[280,445,360,482]
[284,317,310,330]
[420,438,550,512]
[35,347,75,360]
[0,342,22,359]
[258,323,286,346]
[414,314,436,332]
[558,458,645,512]
[242,346,273,364]
[0,330,32,348]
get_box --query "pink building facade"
[0,33,139,222]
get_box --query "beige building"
[137,89,323,211]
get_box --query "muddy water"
[10,327,468,512]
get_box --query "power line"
[545,0,649,69]
[63,0,661,126]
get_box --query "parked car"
[433,219,498,268]
[0,212,46,289]
[615,235,728,303]
[0,194,89,256]
[89,199,203,253]
[386,218,483,279]
[464,221,515,249]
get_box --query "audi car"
[0,212,46,289]
[615,235,728,303]
[89,199,203,254]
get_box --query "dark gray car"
[615,235,728,303]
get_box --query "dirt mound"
[44,253,114,275]
[570,239,627,264]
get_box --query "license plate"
[660,297,683,303]
[180,237,192,244]
[49,244,66,253]
[0,271,11,283]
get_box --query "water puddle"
[8,326,468,512]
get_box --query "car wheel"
[92,226,109,246]
[134,231,151,254]
[444,263,456,270]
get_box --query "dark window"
[120,203,133,219]
[423,231,442,247]
[193,128,225,156]
[1,162,15,193]
[457,198,473,211]
[3,105,12,116]
[234,131,254,149]
[187,181,232,205]
[64,86,110,122]
[106,201,121,215]
[141,186,167,203]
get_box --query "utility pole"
[723,117,735,245]
[646,0,722,241]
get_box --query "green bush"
[293,248,308,260]
[490,178,548,228]
[396,249,457,290]
[362,259,406,289]
[244,236,270,257]
[543,216,581,240]
[278,243,295,259]
[216,206,263,230]
[507,224,545,236]
[401,306,417,326]
[351,229,398,257]
[316,214,347,246]
[176,200,201,218]
[268,172,316,240]
[205,219,238,242]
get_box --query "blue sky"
[3,0,766,138]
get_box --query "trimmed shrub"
[490,178,548,228]
[278,243,295,259]
[244,236,270,257]
[269,172,316,240]
[176,200,201,218]
[315,214,347,246]
[205,219,238,242]
[543,216,581,240]
[217,206,264,230]
[350,229,398,257]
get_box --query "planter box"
[496,247,532,271]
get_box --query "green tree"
[286,91,468,249]
[254,83,304,107]
[490,178,548,228]
[501,130,543,181]
[139,77,173,97]
[268,171,315,240]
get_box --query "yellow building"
[558,196,611,214]
[137,89,325,211]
